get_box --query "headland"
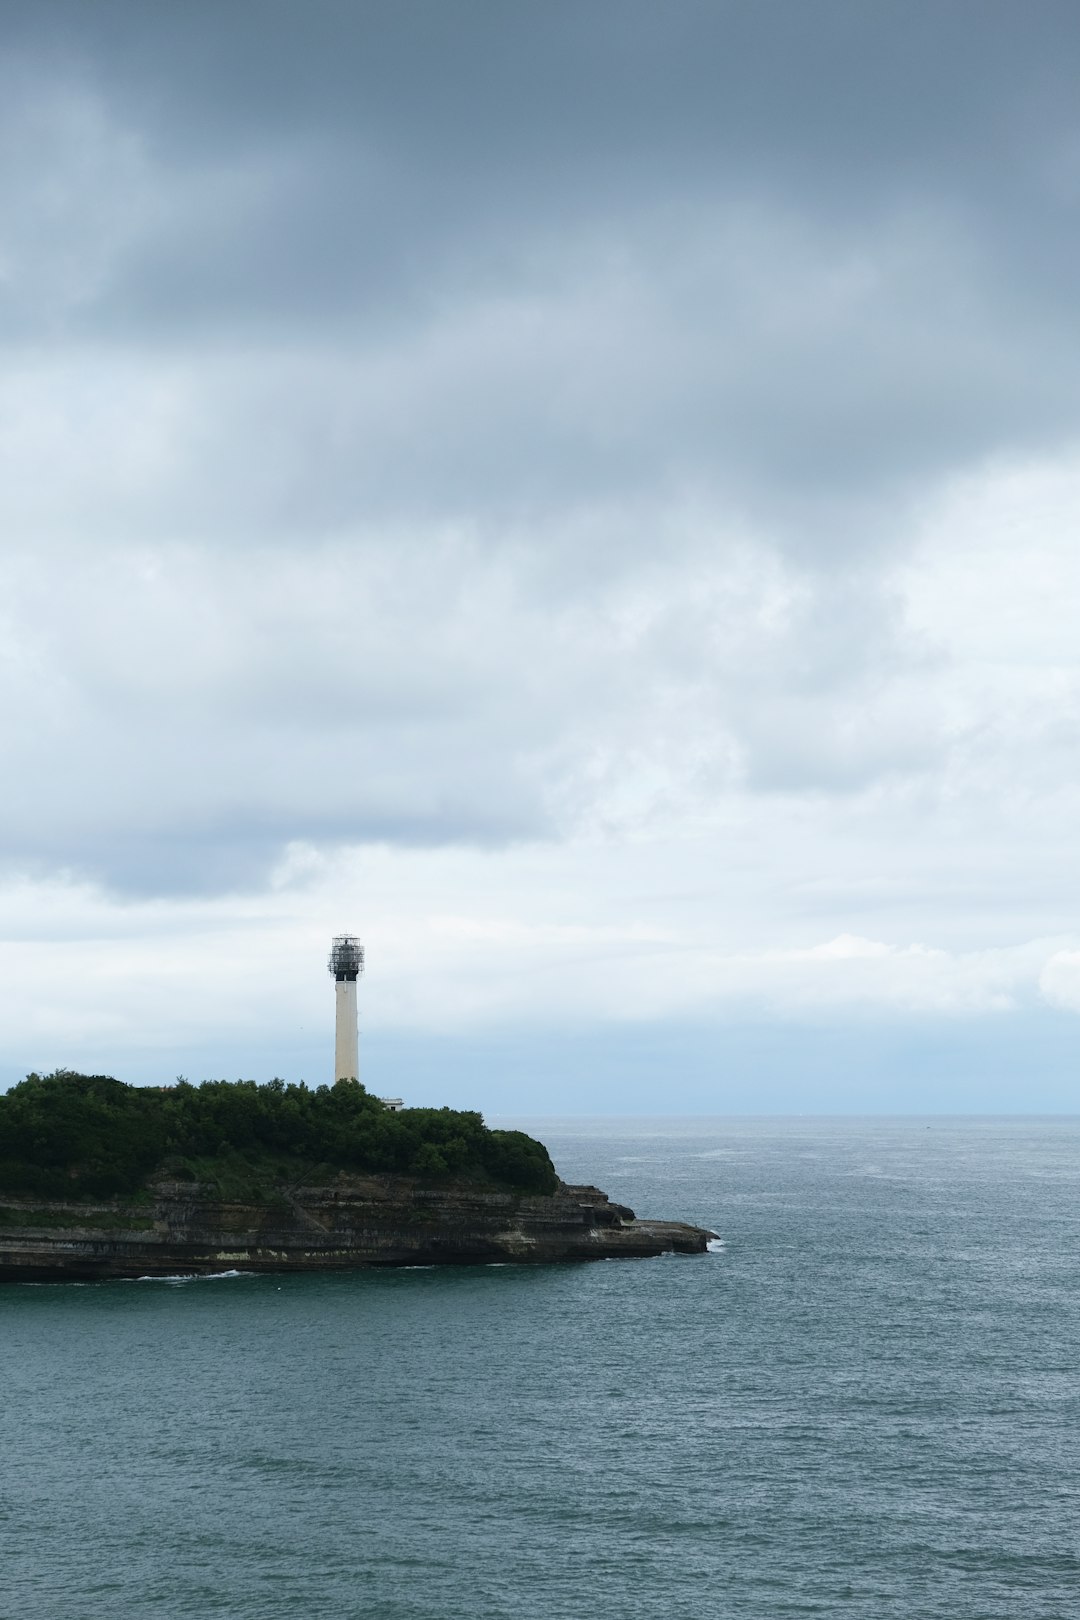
[0,1072,714,1280]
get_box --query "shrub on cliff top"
[0,1072,557,1198]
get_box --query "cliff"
[0,1174,715,1281]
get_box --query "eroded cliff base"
[0,1176,715,1282]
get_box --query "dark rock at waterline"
[0,1176,716,1281]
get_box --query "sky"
[3,1,1080,1112]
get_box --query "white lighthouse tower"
[329,933,364,1083]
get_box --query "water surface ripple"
[3,1116,1079,1618]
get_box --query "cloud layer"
[3,4,1080,1100]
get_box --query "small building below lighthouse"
[329,933,364,1083]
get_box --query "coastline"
[0,1175,715,1282]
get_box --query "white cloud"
[1038,950,1080,1012]
[5,438,1080,1083]
[0,844,1074,1089]
[2,10,1080,1103]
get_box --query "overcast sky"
[3,1,1080,1110]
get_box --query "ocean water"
[3,1116,1080,1619]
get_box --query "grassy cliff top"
[0,1071,557,1200]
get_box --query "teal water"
[3,1117,1080,1619]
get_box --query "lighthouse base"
[334,976,359,1083]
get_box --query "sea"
[2,1116,1079,1620]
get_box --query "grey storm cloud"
[1,1,1077,531]
[2,1,1079,896]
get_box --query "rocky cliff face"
[0,1176,715,1281]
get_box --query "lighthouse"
[329,933,364,1083]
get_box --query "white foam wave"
[128,1268,254,1284]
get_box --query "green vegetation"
[0,1206,156,1231]
[0,1072,557,1200]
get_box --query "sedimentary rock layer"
[0,1177,715,1281]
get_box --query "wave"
[127,1269,255,1284]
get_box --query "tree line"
[0,1071,557,1198]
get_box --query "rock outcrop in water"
[0,1174,715,1281]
